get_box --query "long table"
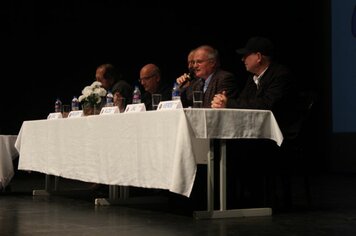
[184,109,283,218]
[15,108,283,218]
[0,135,18,190]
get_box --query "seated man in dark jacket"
[177,45,240,108]
[139,63,172,110]
[211,37,300,209]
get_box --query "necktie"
[201,78,206,93]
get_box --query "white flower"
[78,81,107,105]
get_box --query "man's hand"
[211,91,227,108]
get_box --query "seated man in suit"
[95,63,133,105]
[174,45,241,211]
[211,37,298,139]
[139,63,172,110]
[211,37,300,209]
[177,45,240,108]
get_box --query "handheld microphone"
[179,70,195,89]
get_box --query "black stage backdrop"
[0,1,331,169]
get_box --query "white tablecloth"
[15,109,283,197]
[16,110,198,197]
[184,108,283,145]
[0,135,18,189]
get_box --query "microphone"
[179,70,195,89]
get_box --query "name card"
[100,106,119,115]
[157,100,183,110]
[47,112,63,120]
[68,110,84,118]
[124,103,146,113]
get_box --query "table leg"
[220,139,226,210]
[194,139,272,219]
[207,139,215,212]
[32,174,54,196]
[95,186,166,206]
[94,185,130,205]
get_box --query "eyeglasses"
[191,59,212,65]
[138,74,156,83]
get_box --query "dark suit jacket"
[141,82,172,110]
[183,69,240,108]
[226,62,299,139]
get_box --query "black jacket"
[227,62,299,140]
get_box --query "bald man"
[139,63,172,110]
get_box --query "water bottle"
[172,82,181,100]
[132,86,141,104]
[54,98,62,113]
[106,90,114,107]
[71,96,79,111]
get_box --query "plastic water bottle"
[132,86,141,104]
[172,82,181,100]
[106,91,114,107]
[54,98,62,113]
[71,96,79,111]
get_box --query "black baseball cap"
[236,37,274,56]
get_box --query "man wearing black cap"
[211,36,298,139]
[211,36,300,210]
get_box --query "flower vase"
[93,104,102,115]
[82,103,101,116]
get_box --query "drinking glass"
[152,94,162,110]
[193,91,203,108]
[62,105,70,118]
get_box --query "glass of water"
[193,91,203,108]
[152,94,162,110]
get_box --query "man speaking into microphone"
[176,45,240,108]
[174,45,241,211]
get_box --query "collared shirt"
[203,73,214,93]
[253,67,269,88]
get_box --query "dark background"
[1,1,333,170]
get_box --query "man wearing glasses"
[176,45,240,108]
[139,63,171,110]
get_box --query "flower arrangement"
[78,81,107,115]
[78,81,107,107]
